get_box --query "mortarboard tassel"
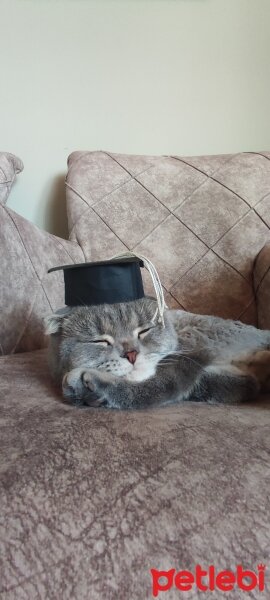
[110,251,167,327]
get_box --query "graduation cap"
[48,257,145,307]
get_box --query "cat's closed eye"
[136,325,156,340]
[92,334,114,346]
[78,335,114,346]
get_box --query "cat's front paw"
[62,368,105,407]
[82,369,114,392]
[82,370,121,407]
[62,368,84,404]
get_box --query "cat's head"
[45,298,177,382]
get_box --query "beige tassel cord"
[110,251,167,327]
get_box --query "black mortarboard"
[48,257,145,307]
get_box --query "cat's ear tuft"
[44,314,63,335]
[44,307,71,335]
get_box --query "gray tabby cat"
[46,298,270,409]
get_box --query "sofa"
[1,150,270,599]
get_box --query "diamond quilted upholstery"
[1,152,270,600]
[0,203,84,354]
[0,153,83,355]
[66,151,270,325]
[1,150,270,356]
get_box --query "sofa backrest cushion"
[1,150,270,355]
[66,151,270,326]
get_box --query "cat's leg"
[62,360,259,407]
[64,354,207,409]
[81,369,177,408]
[190,367,259,404]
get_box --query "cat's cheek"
[98,359,133,377]
[112,362,133,377]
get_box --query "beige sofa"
[1,150,270,599]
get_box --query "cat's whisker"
[170,345,211,354]
[158,349,203,359]
[159,354,207,371]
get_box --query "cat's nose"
[125,350,138,364]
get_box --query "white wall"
[1,0,270,237]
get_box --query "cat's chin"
[126,362,157,382]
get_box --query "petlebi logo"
[151,564,266,596]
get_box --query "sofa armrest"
[254,243,270,329]
[0,151,84,354]
[0,152,23,205]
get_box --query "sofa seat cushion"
[1,350,269,598]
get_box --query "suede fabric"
[1,150,270,599]
[0,191,84,354]
[0,350,269,599]
[254,242,270,329]
[0,152,23,205]
[66,151,270,323]
[1,150,270,354]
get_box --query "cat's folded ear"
[44,307,72,335]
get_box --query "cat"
[45,297,270,409]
